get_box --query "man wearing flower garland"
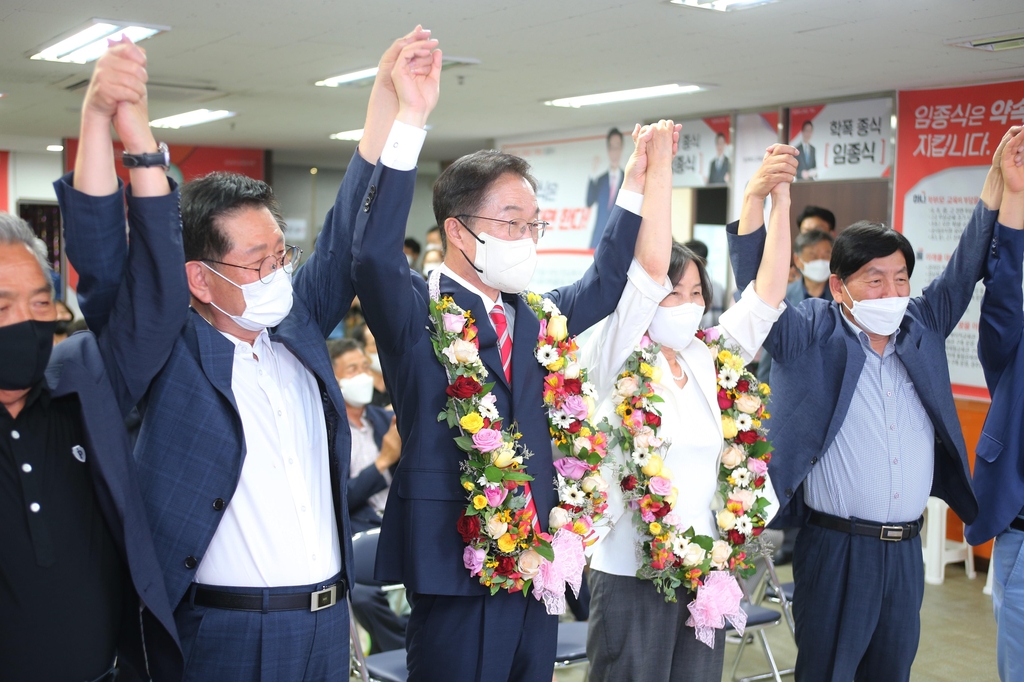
[350,57,670,682]
[727,133,1021,682]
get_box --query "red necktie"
[489,305,541,531]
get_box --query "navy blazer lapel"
[821,317,866,451]
[441,275,510,392]
[187,311,239,414]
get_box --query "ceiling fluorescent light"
[952,32,1024,52]
[545,84,703,108]
[29,18,169,64]
[46,145,64,152]
[671,0,775,11]
[329,129,364,141]
[316,56,481,87]
[150,109,235,129]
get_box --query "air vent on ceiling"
[61,78,225,102]
[952,32,1024,52]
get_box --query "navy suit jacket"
[348,404,394,534]
[62,151,376,617]
[53,178,189,680]
[586,170,623,249]
[351,162,641,596]
[795,142,816,178]
[728,201,994,527]
[968,222,1024,544]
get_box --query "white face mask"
[842,283,909,337]
[422,263,440,278]
[368,352,382,374]
[800,259,831,283]
[647,302,705,352]
[339,372,375,408]
[202,262,294,332]
[466,231,538,294]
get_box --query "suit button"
[785,488,794,498]
[363,199,371,213]
[213,498,225,511]
[810,457,818,465]
[184,556,198,570]
[367,184,377,200]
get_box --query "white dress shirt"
[349,414,391,514]
[581,261,784,577]
[195,329,341,587]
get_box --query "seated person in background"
[425,225,442,249]
[404,237,422,269]
[420,244,443,278]
[757,229,834,384]
[352,324,391,408]
[798,205,836,236]
[329,337,407,654]
[52,299,75,344]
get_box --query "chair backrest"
[352,528,386,586]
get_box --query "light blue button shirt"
[804,315,935,524]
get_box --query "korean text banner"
[672,116,732,188]
[788,98,892,181]
[895,79,1024,398]
[499,125,635,292]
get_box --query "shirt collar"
[217,328,272,358]
[838,305,899,355]
[439,263,504,315]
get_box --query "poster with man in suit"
[585,128,625,248]
[795,120,817,180]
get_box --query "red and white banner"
[788,98,892,182]
[895,80,1024,399]
[672,116,732,188]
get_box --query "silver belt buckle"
[310,584,337,612]
[880,525,905,541]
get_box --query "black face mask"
[53,319,71,336]
[0,319,55,390]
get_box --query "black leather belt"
[1010,517,1024,533]
[190,579,347,612]
[808,510,922,542]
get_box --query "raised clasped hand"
[1001,127,1024,195]
[83,37,156,155]
[391,36,442,128]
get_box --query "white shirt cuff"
[380,120,427,172]
[626,258,672,303]
[616,188,643,216]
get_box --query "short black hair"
[667,241,713,309]
[181,172,285,262]
[831,221,915,281]
[432,150,537,255]
[794,229,834,255]
[801,120,814,131]
[607,128,623,146]
[327,337,364,361]
[684,239,709,260]
[715,132,726,142]
[404,237,422,256]
[349,323,369,344]
[797,205,836,232]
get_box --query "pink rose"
[663,511,682,527]
[747,458,768,477]
[563,395,589,421]
[731,488,756,512]
[648,475,673,496]
[443,313,466,333]
[463,546,486,576]
[640,334,653,349]
[703,327,721,342]
[538,319,548,339]
[553,457,590,480]
[485,485,509,508]
[472,428,504,453]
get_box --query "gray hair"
[0,212,54,297]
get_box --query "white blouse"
[581,260,784,577]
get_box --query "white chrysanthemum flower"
[479,401,500,420]
[631,450,652,467]
[581,381,597,397]
[477,475,489,487]
[719,367,740,390]
[535,345,559,365]
[731,467,752,488]
[550,409,573,429]
[541,298,559,315]
[735,413,753,431]
[561,486,586,505]
[735,515,753,536]
[670,534,690,557]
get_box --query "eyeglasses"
[204,245,303,284]
[456,215,548,241]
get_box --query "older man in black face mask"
[0,40,189,682]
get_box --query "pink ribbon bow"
[685,571,747,648]
[531,529,586,615]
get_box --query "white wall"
[10,151,63,206]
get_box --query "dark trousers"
[792,522,924,682]
[350,582,408,653]
[405,591,557,682]
[174,578,349,682]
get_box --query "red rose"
[737,430,758,444]
[644,412,662,427]
[695,329,706,341]
[503,480,519,490]
[621,475,638,491]
[751,526,765,537]
[654,502,671,518]
[728,529,745,545]
[753,476,766,488]
[717,389,734,410]
[736,380,750,393]
[496,556,516,575]
[446,376,482,399]
[564,378,583,395]
[567,420,582,434]
[456,512,481,543]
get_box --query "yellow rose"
[717,350,733,364]
[580,426,592,438]
[463,481,475,491]
[460,412,484,434]
[759,383,771,396]
[649,522,663,536]
[527,292,542,305]
[722,415,738,439]
[491,445,518,469]
[640,362,655,378]
[548,314,569,342]
[497,533,516,553]
[717,509,736,531]
[651,365,663,383]
[473,495,487,510]
[642,454,663,477]
[546,357,565,372]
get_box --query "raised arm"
[634,121,679,282]
[752,154,796,307]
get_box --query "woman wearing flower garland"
[582,133,799,681]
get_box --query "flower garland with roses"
[426,273,603,611]
[603,330,773,605]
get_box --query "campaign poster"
[895,80,1024,398]
[788,98,892,181]
[672,116,733,188]
[499,125,635,292]
[729,111,780,223]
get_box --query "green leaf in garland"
[535,537,555,562]
[454,435,476,452]
[484,466,504,482]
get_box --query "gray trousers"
[587,569,725,682]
